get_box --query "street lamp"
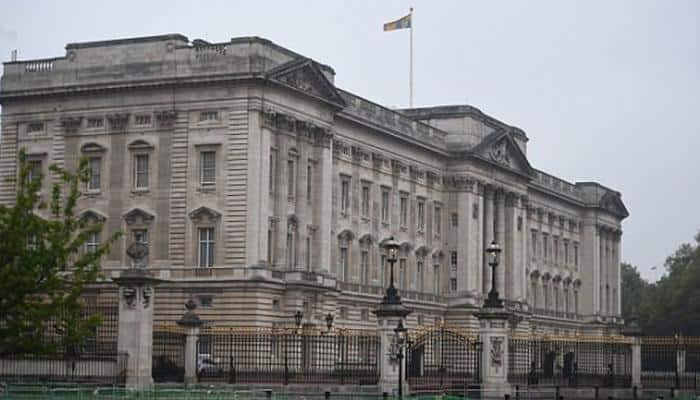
[394,320,408,399]
[484,240,504,308]
[380,236,402,305]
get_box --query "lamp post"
[380,236,402,305]
[484,240,504,308]
[394,320,407,399]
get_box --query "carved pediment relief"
[188,206,222,224]
[599,191,629,219]
[123,208,155,225]
[472,130,534,177]
[268,59,346,107]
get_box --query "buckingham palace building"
[0,34,629,334]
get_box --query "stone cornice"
[261,109,332,148]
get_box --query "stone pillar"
[114,267,161,390]
[318,133,333,273]
[373,282,412,396]
[177,299,203,385]
[495,190,506,297]
[475,308,512,398]
[623,321,643,389]
[483,187,494,294]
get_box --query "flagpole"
[409,7,414,108]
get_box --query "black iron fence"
[196,328,380,385]
[0,304,125,384]
[152,327,186,383]
[641,336,700,389]
[509,335,632,388]
[407,327,482,394]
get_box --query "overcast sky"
[1,0,698,281]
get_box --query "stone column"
[177,299,203,386]
[475,308,512,398]
[114,266,161,390]
[317,132,333,273]
[495,190,506,298]
[483,187,494,294]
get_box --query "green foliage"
[621,231,700,335]
[0,149,121,355]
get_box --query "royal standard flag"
[383,13,412,31]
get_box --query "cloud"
[0,26,18,44]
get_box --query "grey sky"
[1,0,698,281]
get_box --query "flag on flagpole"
[383,13,412,31]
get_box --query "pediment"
[471,130,534,177]
[268,58,346,108]
[123,207,155,225]
[599,191,629,219]
[80,208,107,222]
[188,206,221,223]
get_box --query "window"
[287,160,295,197]
[564,242,569,265]
[27,122,44,134]
[133,229,148,245]
[87,157,101,191]
[267,227,275,264]
[543,234,549,262]
[450,278,457,292]
[381,255,387,287]
[306,164,313,201]
[198,296,213,308]
[472,203,479,219]
[340,177,350,213]
[200,151,216,186]
[434,205,442,235]
[400,195,408,226]
[306,236,311,271]
[450,251,457,270]
[131,229,148,263]
[451,213,458,227]
[198,227,215,267]
[339,247,348,281]
[531,231,537,259]
[269,151,277,194]
[361,184,370,217]
[87,118,104,128]
[417,260,424,292]
[361,251,369,285]
[574,244,579,267]
[417,201,425,231]
[86,231,100,253]
[433,263,440,295]
[399,259,407,289]
[134,114,152,126]
[286,223,296,269]
[381,188,390,222]
[27,160,42,185]
[361,309,369,321]
[554,238,559,264]
[272,299,281,310]
[134,154,149,189]
[199,111,218,122]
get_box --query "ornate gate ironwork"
[407,327,482,394]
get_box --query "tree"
[0,150,120,355]
[620,262,649,319]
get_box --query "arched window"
[359,235,373,286]
[338,230,354,282]
[286,216,298,269]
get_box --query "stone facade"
[0,34,629,334]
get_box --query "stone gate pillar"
[374,303,411,396]
[475,307,512,399]
[177,299,203,385]
[114,243,161,390]
[623,320,642,389]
